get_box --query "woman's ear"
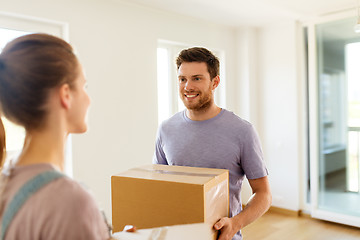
[59,84,72,109]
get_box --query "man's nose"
[184,81,194,91]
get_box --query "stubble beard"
[182,89,213,112]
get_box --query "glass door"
[308,16,360,227]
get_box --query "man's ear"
[59,83,72,109]
[212,76,220,90]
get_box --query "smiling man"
[153,47,272,240]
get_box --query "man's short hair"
[176,47,219,79]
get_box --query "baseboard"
[268,206,300,217]
[242,204,308,218]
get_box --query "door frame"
[305,9,360,228]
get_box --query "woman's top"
[0,163,110,240]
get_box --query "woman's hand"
[123,225,137,232]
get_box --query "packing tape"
[132,168,219,178]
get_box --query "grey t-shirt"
[153,109,268,240]
[0,163,110,240]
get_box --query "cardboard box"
[111,164,229,235]
[112,223,214,240]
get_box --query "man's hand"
[214,217,238,240]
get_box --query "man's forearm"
[214,177,271,240]
[232,189,272,230]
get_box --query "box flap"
[112,164,228,185]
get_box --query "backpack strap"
[1,170,65,240]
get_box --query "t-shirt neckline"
[182,108,225,124]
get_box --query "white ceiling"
[121,0,357,26]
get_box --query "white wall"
[235,27,261,205]
[236,23,305,212]
[1,0,237,219]
[257,21,302,211]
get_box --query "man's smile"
[184,93,199,99]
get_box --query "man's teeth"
[186,94,198,97]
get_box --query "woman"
[0,33,110,239]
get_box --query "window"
[156,40,226,125]
[0,12,72,175]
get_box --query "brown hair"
[176,47,220,79]
[0,119,5,168]
[0,33,79,167]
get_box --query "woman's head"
[0,33,79,130]
[0,33,89,166]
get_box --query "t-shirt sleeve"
[153,126,168,165]
[241,124,269,179]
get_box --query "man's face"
[177,62,219,111]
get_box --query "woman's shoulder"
[45,173,100,214]
[7,163,101,216]
[41,175,110,238]
[3,164,109,239]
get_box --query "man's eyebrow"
[178,74,204,77]
[178,74,205,78]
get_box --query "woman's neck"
[16,128,68,171]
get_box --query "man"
[153,47,271,240]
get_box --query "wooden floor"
[241,210,360,240]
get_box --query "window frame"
[304,9,360,228]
